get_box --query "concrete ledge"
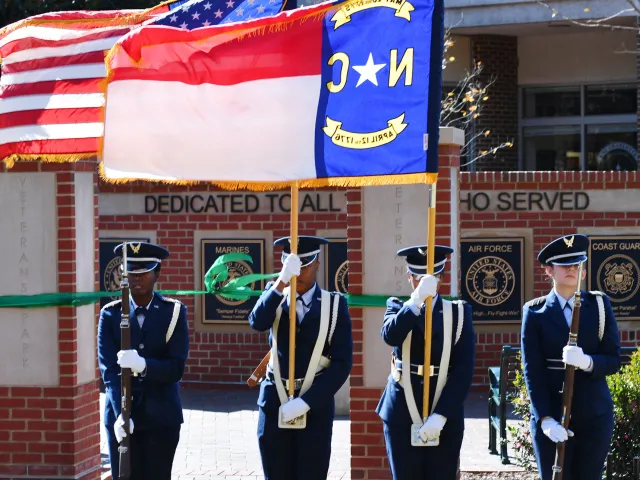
[439,126,465,147]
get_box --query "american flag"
[150,0,285,28]
[0,0,284,167]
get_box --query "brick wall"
[0,161,101,479]
[461,170,640,388]
[2,161,639,478]
[470,35,518,171]
[98,181,348,386]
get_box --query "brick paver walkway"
[100,389,526,479]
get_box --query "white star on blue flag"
[150,0,284,29]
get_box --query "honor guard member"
[521,234,621,480]
[98,242,189,480]
[376,245,475,480]
[248,236,353,480]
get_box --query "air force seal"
[465,256,515,307]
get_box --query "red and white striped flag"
[0,8,166,167]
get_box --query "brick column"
[470,35,518,172]
[348,128,464,479]
[0,161,101,479]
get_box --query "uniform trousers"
[106,425,181,480]
[383,419,463,480]
[257,401,334,480]
[530,411,614,480]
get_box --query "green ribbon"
[0,253,457,309]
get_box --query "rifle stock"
[118,243,132,480]
[552,261,584,480]
[247,351,271,387]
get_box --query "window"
[524,126,581,171]
[523,86,581,118]
[520,84,637,171]
[585,84,637,116]
[586,124,637,171]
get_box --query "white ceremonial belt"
[393,358,449,377]
[266,355,330,390]
[266,371,323,390]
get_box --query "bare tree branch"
[626,0,640,17]
[460,138,515,168]
[440,31,513,166]
[536,1,637,31]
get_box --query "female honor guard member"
[521,234,621,480]
[248,236,353,480]
[98,242,189,480]
[376,245,475,480]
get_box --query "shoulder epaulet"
[388,296,401,302]
[101,299,122,311]
[524,296,546,308]
[451,299,466,305]
[589,290,605,297]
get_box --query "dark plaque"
[323,238,348,294]
[461,238,524,322]
[99,237,150,308]
[201,239,266,324]
[588,235,640,321]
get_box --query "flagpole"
[423,182,437,421]
[288,182,299,400]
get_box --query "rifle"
[118,243,132,480]
[247,351,271,387]
[552,260,584,480]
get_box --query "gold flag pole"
[423,183,437,420]
[411,181,438,446]
[279,181,306,429]
[288,183,299,399]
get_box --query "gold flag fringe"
[97,162,437,191]
[2,153,97,170]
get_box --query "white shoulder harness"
[400,299,465,424]
[109,297,182,343]
[589,291,606,342]
[269,288,340,405]
[163,298,183,343]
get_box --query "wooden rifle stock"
[247,351,271,387]
[552,261,584,480]
[118,243,132,480]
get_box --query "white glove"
[278,254,302,285]
[406,275,439,310]
[418,413,447,442]
[281,398,310,423]
[563,345,592,371]
[117,350,146,374]
[114,414,134,443]
[541,417,573,443]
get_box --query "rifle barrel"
[552,261,584,480]
[118,243,132,480]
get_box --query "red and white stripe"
[0,10,164,161]
[103,3,330,183]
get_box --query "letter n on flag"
[100,0,445,189]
